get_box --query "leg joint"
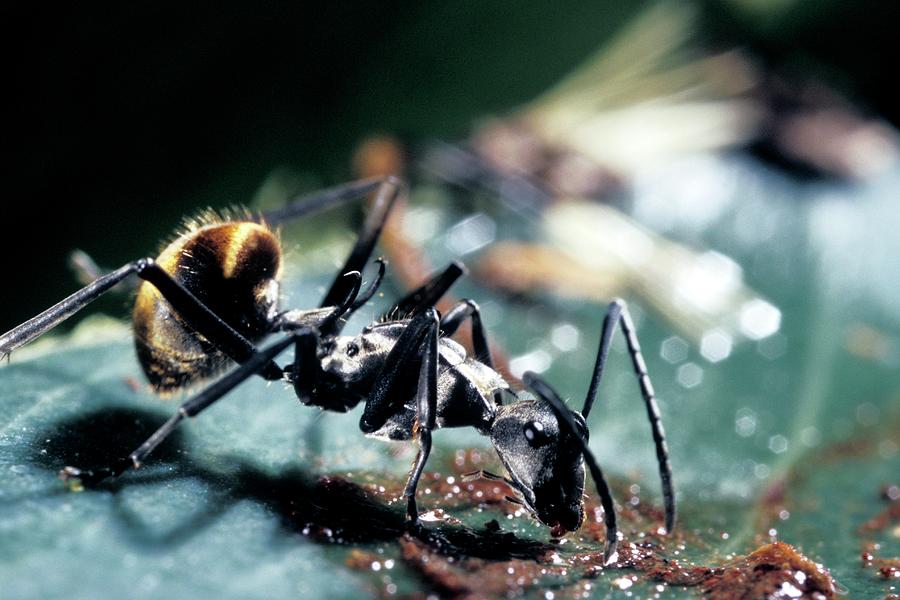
[134,257,156,273]
[462,298,480,313]
[609,297,626,311]
[384,174,405,189]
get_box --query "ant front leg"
[260,176,405,311]
[582,299,675,533]
[359,309,440,524]
[383,261,467,321]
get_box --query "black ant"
[0,176,674,561]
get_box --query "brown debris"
[345,548,384,571]
[858,486,900,535]
[472,119,623,199]
[699,542,837,599]
[859,483,900,590]
[576,541,836,598]
[339,447,851,598]
[395,524,836,599]
[875,557,900,581]
[415,470,518,516]
[399,534,566,600]
[359,465,838,598]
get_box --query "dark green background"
[3,0,899,332]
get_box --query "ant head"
[490,398,588,535]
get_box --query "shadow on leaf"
[27,407,551,562]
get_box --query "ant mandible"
[0,176,674,561]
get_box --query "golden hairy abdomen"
[133,220,282,393]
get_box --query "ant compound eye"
[345,342,360,357]
[523,421,551,448]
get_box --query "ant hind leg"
[1,260,150,359]
[61,330,317,487]
[0,258,284,379]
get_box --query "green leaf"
[2,157,899,598]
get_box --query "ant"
[0,176,674,561]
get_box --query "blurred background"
[2,2,900,597]
[3,0,900,331]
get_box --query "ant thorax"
[323,322,508,442]
[320,331,394,398]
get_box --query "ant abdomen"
[133,218,283,392]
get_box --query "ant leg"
[69,249,103,284]
[1,261,145,358]
[4,177,399,359]
[404,313,439,522]
[358,308,439,434]
[383,261,467,321]
[439,299,493,369]
[137,261,283,378]
[260,176,401,227]
[315,177,405,309]
[355,308,440,521]
[581,299,675,534]
[68,250,141,294]
[523,372,619,564]
[261,175,405,308]
[286,327,323,404]
[0,258,282,379]
[61,331,312,486]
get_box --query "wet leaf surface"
[2,155,899,598]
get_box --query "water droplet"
[739,299,781,340]
[700,329,733,363]
[551,323,580,352]
[769,434,789,454]
[676,362,703,388]
[735,408,757,437]
[613,577,634,590]
[660,336,689,364]
[754,463,771,479]
[509,349,552,378]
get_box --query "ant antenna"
[320,259,387,337]
[349,258,386,313]
[319,271,362,335]
[523,372,619,565]
[581,300,675,534]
